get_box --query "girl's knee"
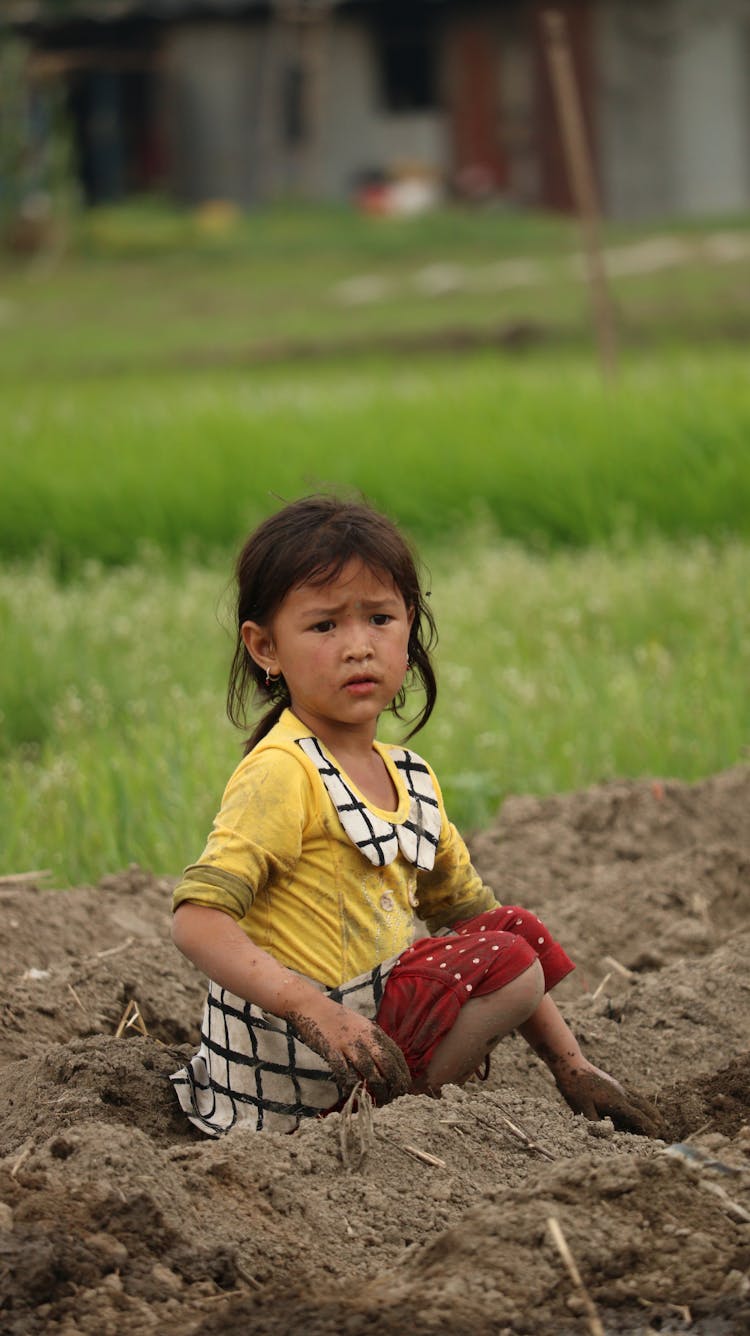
[478,956,544,1031]
[518,956,545,1016]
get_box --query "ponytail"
[243,693,290,754]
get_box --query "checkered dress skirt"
[171,738,442,1137]
[170,959,397,1136]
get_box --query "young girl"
[171,495,659,1138]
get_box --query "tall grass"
[2,351,750,570]
[1,535,747,884]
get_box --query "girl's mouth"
[343,676,377,695]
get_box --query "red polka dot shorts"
[375,905,574,1080]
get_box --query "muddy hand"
[556,1063,663,1138]
[288,1009,411,1105]
[353,1024,412,1105]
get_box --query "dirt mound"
[2,767,749,1334]
[470,766,750,980]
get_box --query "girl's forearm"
[172,901,412,1099]
[518,993,585,1073]
[172,901,326,1020]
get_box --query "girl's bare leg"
[413,958,545,1095]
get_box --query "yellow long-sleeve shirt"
[172,709,496,988]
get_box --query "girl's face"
[242,559,414,748]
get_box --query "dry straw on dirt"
[1,767,749,1334]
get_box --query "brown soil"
[2,768,750,1335]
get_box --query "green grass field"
[3,351,750,570]
[2,205,748,883]
[1,535,747,884]
[2,202,750,380]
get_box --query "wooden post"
[267,0,337,201]
[542,9,618,381]
[299,7,329,200]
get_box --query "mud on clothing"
[171,709,496,987]
[170,711,574,1135]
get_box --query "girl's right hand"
[171,905,411,1102]
[286,995,412,1105]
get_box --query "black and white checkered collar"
[296,735,442,871]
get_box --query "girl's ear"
[241,621,279,675]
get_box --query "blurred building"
[6,0,750,219]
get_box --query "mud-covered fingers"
[555,1064,663,1137]
[608,1087,664,1138]
[624,1085,663,1122]
[587,1081,663,1137]
[560,1086,599,1120]
[286,1009,357,1093]
[314,1031,404,1103]
[324,1050,359,1096]
[346,1041,391,1104]
[603,1099,659,1137]
[346,1030,411,1104]
[554,1069,600,1120]
[369,1025,412,1099]
[287,1005,410,1103]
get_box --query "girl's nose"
[345,627,373,660]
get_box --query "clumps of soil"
[2,767,750,1334]
[658,1053,750,1143]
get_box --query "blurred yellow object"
[193,200,242,235]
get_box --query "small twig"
[196,1290,245,1303]
[602,955,636,980]
[114,997,149,1039]
[381,1133,442,1166]
[590,972,613,1002]
[127,1005,149,1037]
[496,1110,556,1160]
[699,1178,750,1223]
[0,869,51,885]
[547,1216,605,1336]
[234,1260,262,1291]
[115,998,136,1038]
[439,1117,468,1137]
[10,1142,34,1179]
[380,1134,447,1169]
[638,1297,693,1325]
[67,983,87,1013]
[403,1142,447,1168]
[684,1119,714,1142]
[95,936,135,961]
[465,1102,556,1161]
[338,1082,375,1171]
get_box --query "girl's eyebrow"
[301,595,401,617]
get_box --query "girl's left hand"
[554,1059,663,1137]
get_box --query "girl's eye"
[371,614,392,626]
[311,620,334,633]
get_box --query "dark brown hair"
[227,495,437,752]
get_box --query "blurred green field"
[3,351,750,570]
[2,536,747,885]
[1,204,749,882]
[2,202,750,379]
